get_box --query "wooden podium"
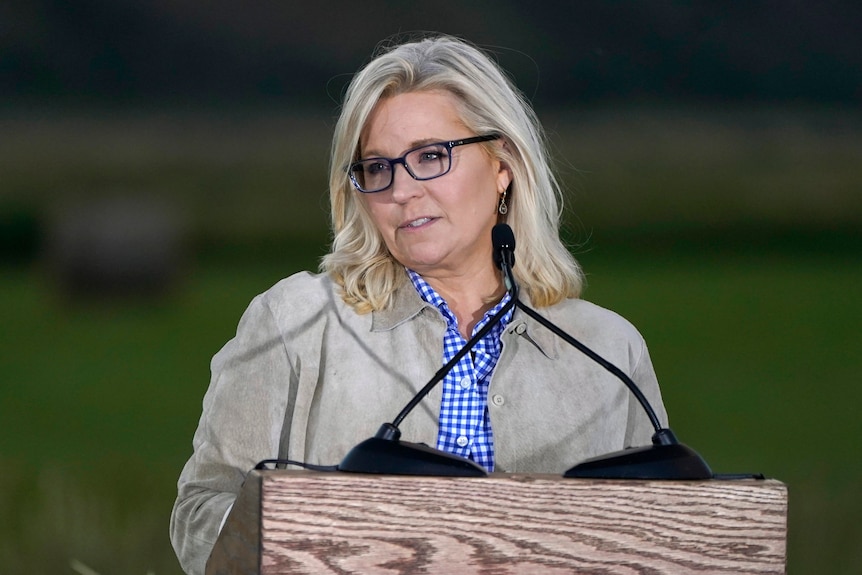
[206,470,787,574]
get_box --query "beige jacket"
[170,271,667,574]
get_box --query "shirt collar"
[406,269,456,328]
[370,268,559,359]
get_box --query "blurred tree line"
[3,0,861,107]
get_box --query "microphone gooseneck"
[494,224,711,480]
[514,303,665,434]
[390,295,516,430]
[338,225,518,476]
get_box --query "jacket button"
[514,323,527,335]
[492,394,505,406]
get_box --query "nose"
[390,161,423,202]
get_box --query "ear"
[495,154,513,194]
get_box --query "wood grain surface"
[208,471,787,575]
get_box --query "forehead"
[361,90,467,154]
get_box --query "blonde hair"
[321,34,583,312]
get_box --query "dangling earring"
[497,187,509,215]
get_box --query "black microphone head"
[492,224,516,269]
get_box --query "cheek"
[469,173,503,213]
[364,200,396,237]
[463,189,495,216]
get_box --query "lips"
[401,217,434,229]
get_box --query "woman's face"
[358,90,511,280]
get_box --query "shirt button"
[492,394,505,406]
[459,376,471,389]
[456,436,469,447]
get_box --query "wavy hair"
[321,35,583,312]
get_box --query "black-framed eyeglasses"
[348,134,500,194]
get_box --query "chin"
[402,254,448,273]
[404,261,443,274]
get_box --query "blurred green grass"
[0,252,311,574]
[1,106,861,574]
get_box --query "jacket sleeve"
[170,293,295,575]
[623,333,668,448]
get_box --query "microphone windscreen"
[492,224,516,269]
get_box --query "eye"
[416,145,448,164]
[364,160,391,175]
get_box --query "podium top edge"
[248,469,785,488]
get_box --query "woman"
[170,34,667,574]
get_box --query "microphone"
[492,223,518,297]
[338,226,517,476]
[494,224,712,480]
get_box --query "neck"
[422,269,505,339]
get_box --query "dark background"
[4,1,861,106]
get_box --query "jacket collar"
[371,276,560,359]
[371,278,432,332]
[504,291,559,360]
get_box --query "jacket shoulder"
[223,271,356,346]
[552,297,645,344]
[258,271,348,319]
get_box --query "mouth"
[400,217,435,229]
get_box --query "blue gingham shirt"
[407,269,513,471]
